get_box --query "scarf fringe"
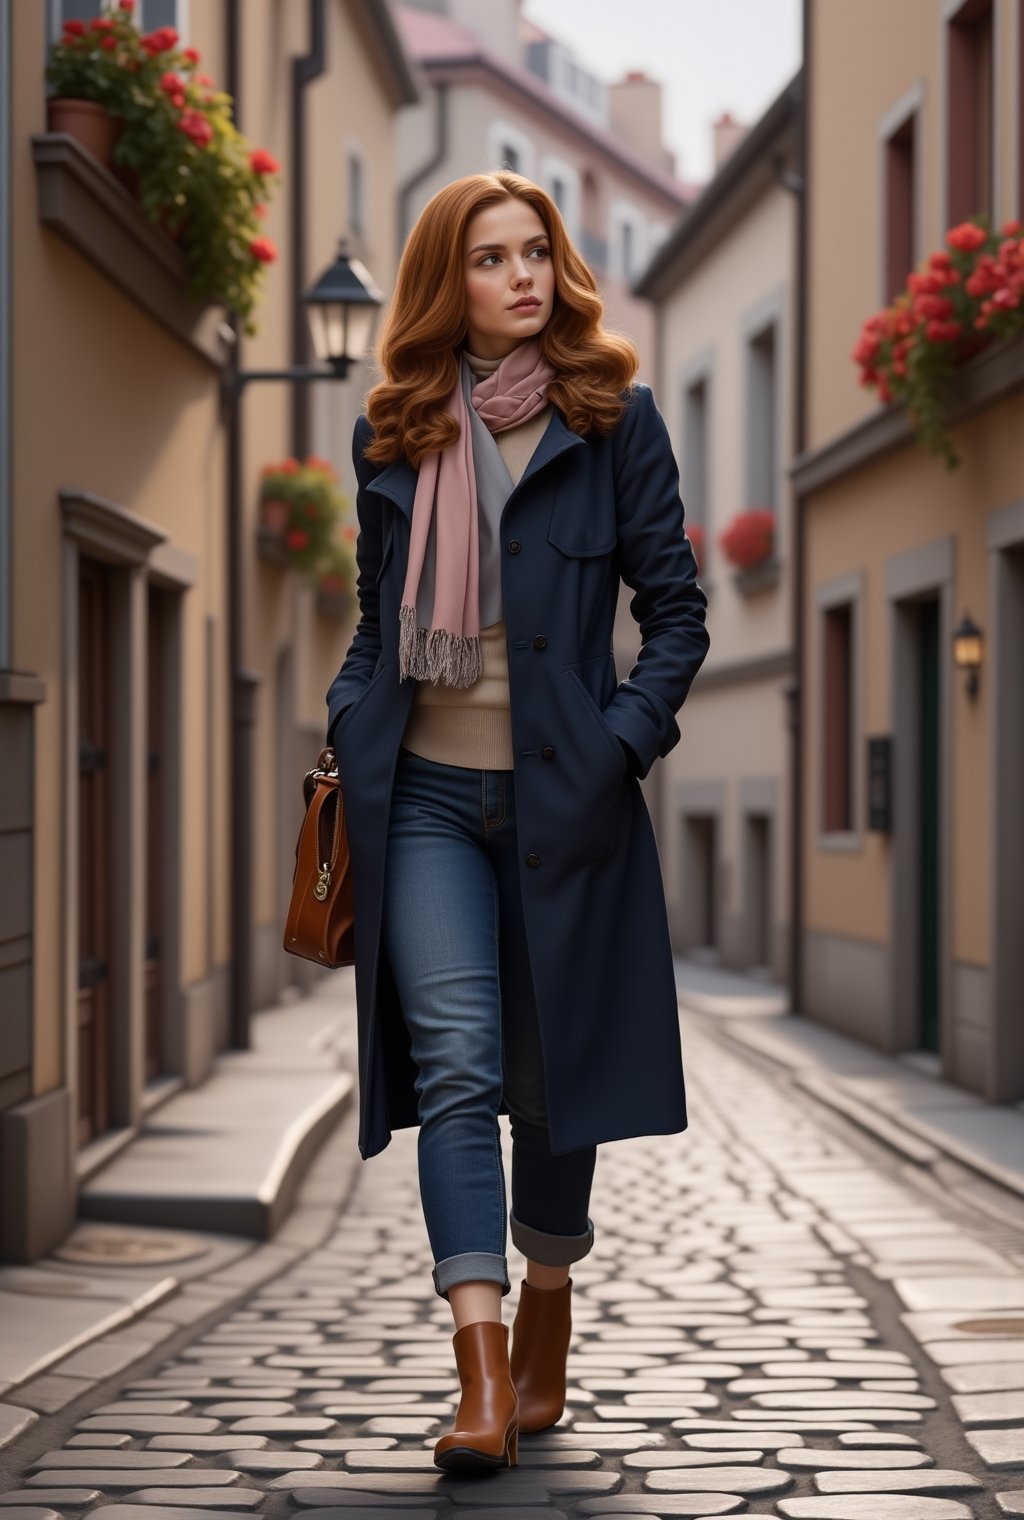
[399,601,483,688]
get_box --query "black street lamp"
[224,238,384,399]
[952,612,983,701]
[224,239,383,1048]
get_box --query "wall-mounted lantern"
[952,612,983,700]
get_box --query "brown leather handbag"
[283,746,355,967]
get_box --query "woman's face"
[462,197,555,359]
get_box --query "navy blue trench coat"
[326,382,709,1161]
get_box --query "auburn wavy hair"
[361,171,640,468]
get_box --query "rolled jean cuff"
[431,1251,512,1301]
[509,1210,595,1267]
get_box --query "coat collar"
[366,406,586,521]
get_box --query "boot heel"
[506,1425,518,1466]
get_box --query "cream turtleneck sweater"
[399,347,552,770]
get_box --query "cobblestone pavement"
[3,1015,1023,1520]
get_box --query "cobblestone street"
[2,1014,1022,1520]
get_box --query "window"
[823,602,853,833]
[746,322,777,512]
[501,144,520,173]
[885,110,917,300]
[55,0,184,34]
[946,0,994,224]
[347,148,364,239]
[621,221,634,281]
[683,375,709,531]
[550,176,565,213]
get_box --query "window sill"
[817,829,863,853]
[32,132,226,369]
[792,329,1024,494]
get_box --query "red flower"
[925,318,962,342]
[90,16,115,29]
[718,507,775,570]
[171,91,186,108]
[286,528,309,551]
[62,18,86,35]
[161,70,185,94]
[305,455,336,476]
[281,458,300,474]
[1000,219,1022,238]
[182,46,201,64]
[249,148,281,177]
[914,293,954,320]
[196,72,214,86]
[249,235,277,263]
[119,0,136,10]
[177,110,213,148]
[141,26,179,55]
[253,202,268,219]
[342,524,357,541]
[947,220,987,253]
[99,34,117,49]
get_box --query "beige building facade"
[0,0,417,1262]
[637,79,801,982]
[793,0,1024,1100]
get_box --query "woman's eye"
[478,247,549,266]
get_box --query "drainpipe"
[224,0,260,1047]
[397,82,449,256]
[290,0,326,459]
[789,12,811,1012]
[0,0,10,671]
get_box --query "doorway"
[744,812,772,972]
[916,598,940,1052]
[685,813,718,955]
[77,558,114,1145]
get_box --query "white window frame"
[487,119,535,180]
[49,0,190,44]
[609,196,648,284]
[539,152,581,241]
[345,137,367,242]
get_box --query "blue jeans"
[381,745,597,1301]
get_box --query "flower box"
[45,0,282,335]
[718,507,775,573]
[853,215,1024,469]
[733,557,780,596]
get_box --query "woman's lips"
[510,299,540,311]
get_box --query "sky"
[520,0,802,186]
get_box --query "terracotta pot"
[260,497,290,534]
[47,97,121,171]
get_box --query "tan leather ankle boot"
[433,1318,519,1471]
[509,1276,573,1432]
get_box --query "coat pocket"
[335,659,390,738]
[546,486,617,557]
[564,665,628,792]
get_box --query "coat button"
[525,851,540,866]
[532,633,547,649]
[541,745,555,760]
[507,539,522,554]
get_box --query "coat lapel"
[367,406,586,522]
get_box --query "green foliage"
[46,1,281,334]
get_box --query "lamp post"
[223,239,383,1048]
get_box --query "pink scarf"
[398,336,557,687]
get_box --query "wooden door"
[144,587,164,1082]
[77,559,113,1145]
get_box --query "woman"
[326,171,709,1473]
